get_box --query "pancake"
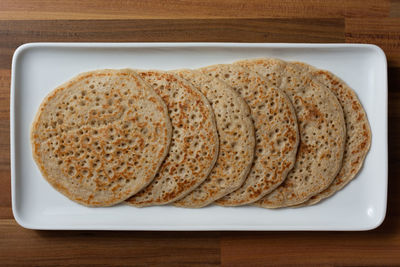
[291,62,371,206]
[125,70,219,207]
[236,58,346,208]
[172,69,255,208]
[30,69,172,207]
[201,64,299,206]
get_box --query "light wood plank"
[0,0,346,20]
[345,0,390,17]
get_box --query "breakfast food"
[30,69,172,206]
[173,69,255,208]
[125,71,219,207]
[31,58,370,209]
[291,62,372,206]
[201,64,299,206]
[236,59,346,208]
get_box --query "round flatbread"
[31,69,172,207]
[172,69,255,208]
[236,58,346,208]
[292,62,371,206]
[125,70,219,207]
[201,64,299,206]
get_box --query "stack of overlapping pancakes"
[31,59,371,208]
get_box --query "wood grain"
[345,0,390,17]
[0,0,394,20]
[0,0,399,266]
[0,0,346,20]
[0,19,344,69]
[345,18,400,66]
[391,0,400,17]
[0,70,10,220]
[221,226,400,266]
[0,220,220,266]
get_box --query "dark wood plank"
[388,68,400,207]
[345,18,400,67]
[0,220,220,266]
[221,226,400,266]
[0,0,345,20]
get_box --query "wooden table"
[0,0,399,265]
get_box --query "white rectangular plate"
[11,43,387,230]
